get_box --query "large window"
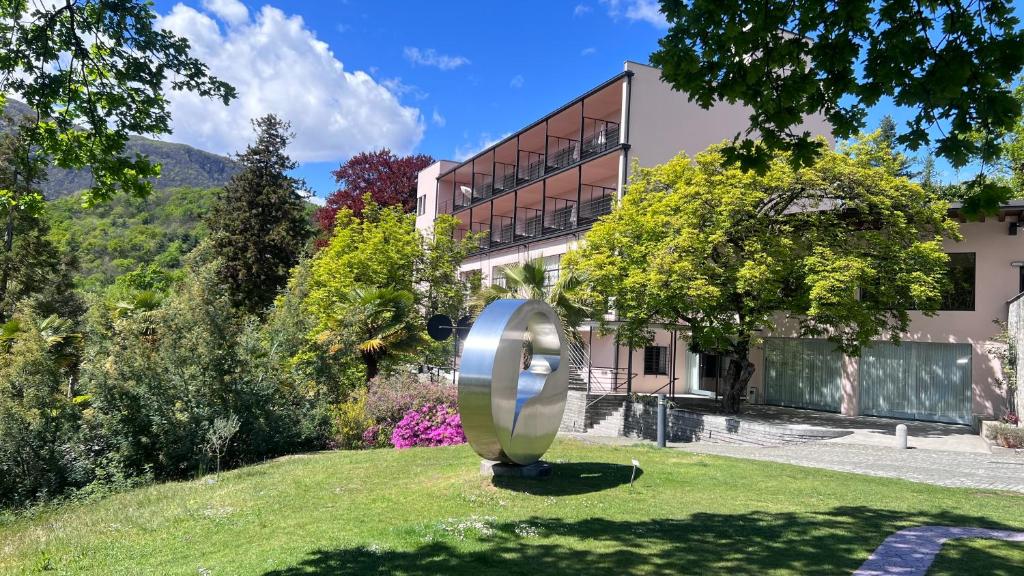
[644,346,668,375]
[942,252,975,311]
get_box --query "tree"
[318,287,424,382]
[207,115,313,314]
[471,259,591,344]
[0,0,235,206]
[568,141,959,413]
[316,149,433,233]
[650,0,1024,216]
[416,214,477,320]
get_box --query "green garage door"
[764,338,843,412]
[859,342,972,424]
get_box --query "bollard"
[657,394,666,448]
[896,424,908,449]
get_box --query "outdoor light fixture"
[1010,222,1018,236]
[1011,261,1024,268]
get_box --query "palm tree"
[471,259,591,344]
[320,286,424,382]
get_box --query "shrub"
[331,390,374,449]
[986,422,1024,449]
[1002,412,1020,425]
[365,372,456,425]
[390,403,466,448]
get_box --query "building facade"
[415,61,1018,426]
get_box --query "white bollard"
[896,424,908,449]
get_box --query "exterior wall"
[755,217,1020,420]
[415,160,458,233]
[623,61,834,170]
[902,218,1020,417]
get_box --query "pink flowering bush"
[390,403,466,448]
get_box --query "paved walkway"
[854,526,1024,576]
[570,433,1024,492]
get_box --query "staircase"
[583,395,627,436]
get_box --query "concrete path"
[853,526,1024,576]
[570,433,1024,492]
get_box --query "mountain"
[1,99,240,198]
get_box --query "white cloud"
[581,47,597,56]
[431,109,446,127]
[403,47,470,71]
[454,132,512,161]
[201,0,248,25]
[156,4,424,163]
[381,77,429,101]
[601,0,668,28]
[509,75,524,89]
[573,4,591,16]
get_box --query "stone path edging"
[853,526,1024,576]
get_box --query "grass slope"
[1,440,1021,575]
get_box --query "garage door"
[764,338,843,412]
[858,342,972,424]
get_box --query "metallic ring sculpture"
[458,299,568,465]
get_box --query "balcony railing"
[579,184,615,223]
[546,136,580,173]
[544,198,577,232]
[454,183,473,209]
[517,150,545,183]
[472,172,494,201]
[491,215,514,247]
[515,206,543,239]
[582,118,620,158]
[495,162,516,192]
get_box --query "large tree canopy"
[0,0,235,206]
[650,0,1024,216]
[567,137,959,413]
[316,149,433,234]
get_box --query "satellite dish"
[427,314,453,341]
[456,315,473,339]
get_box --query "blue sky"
[149,0,1023,201]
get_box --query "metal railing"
[472,172,494,201]
[490,215,514,246]
[494,162,516,192]
[582,118,620,158]
[517,150,545,183]
[544,198,578,232]
[546,135,580,172]
[515,206,543,239]
[579,184,615,223]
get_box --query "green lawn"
[1,439,1022,575]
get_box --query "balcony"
[449,153,620,256]
[435,76,625,217]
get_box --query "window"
[543,254,561,287]
[942,252,975,311]
[416,195,426,216]
[644,346,668,375]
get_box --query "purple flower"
[390,403,466,448]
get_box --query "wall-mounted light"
[1012,261,1024,268]
[1011,222,1019,236]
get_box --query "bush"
[986,422,1024,449]
[390,403,465,448]
[331,390,373,449]
[365,372,456,425]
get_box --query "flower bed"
[391,403,466,448]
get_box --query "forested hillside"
[46,188,217,290]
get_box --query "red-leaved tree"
[316,149,434,234]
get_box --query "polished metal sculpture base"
[479,459,553,479]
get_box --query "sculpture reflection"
[457,299,569,465]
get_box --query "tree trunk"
[364,353,380,383]
[721,339,756,414]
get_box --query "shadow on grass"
[262,507,1023,576]
[491,462,640,495]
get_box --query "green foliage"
[0,0,235,205]
[46,187,216,290]
[0,312,90,508]
[985,422,1024,448]
[207,115,313,314]
[472,258,591,344]
[568,139,959,412]
[650,0,1024,215]
[330,389,373,449]
[82,256,320,481]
